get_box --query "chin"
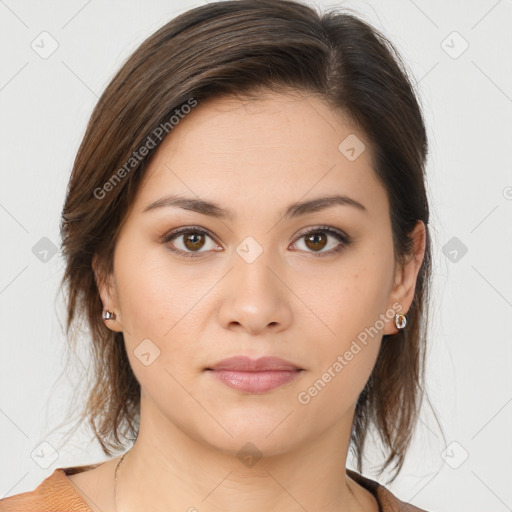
[194,417,302,457]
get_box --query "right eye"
[162,226,221,258]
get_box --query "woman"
[0,1,439,510]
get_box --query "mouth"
[204,355,305,393]
[205,368,305,394]
[205,355,304,372]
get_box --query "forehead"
[134,90,386,219]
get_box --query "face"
[95,89,425,458]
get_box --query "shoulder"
[0,464,99,512]
[347,468,433,512]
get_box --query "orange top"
[0,465,430,512]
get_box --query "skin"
[69,89,425,512]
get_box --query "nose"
[216,247,293,335]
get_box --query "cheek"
[113,244,212,374]
[114,240,199,334]
[294,244,392,399]
[307,348,378,422]
[297,292,384,416]
[295,249,393,340]
[116,265,173,335]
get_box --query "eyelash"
[161,225,352,259]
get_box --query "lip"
[205,356,303,372]
[205,356,304,394]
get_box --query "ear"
[92,253,123,332]
[383,221,426,335]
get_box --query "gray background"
[1,1,511,510]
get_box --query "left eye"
[163,226,351,258]
[291,226,351,256]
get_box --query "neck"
[113,399,375,512]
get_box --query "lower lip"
[206,369,303,393]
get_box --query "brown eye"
[163,227,219,258]
[183,232,206,251]
[163,225,351,260]
[292,226,351,257]
[304,232,328,252]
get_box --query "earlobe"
[384,221,426,336]
[92,253,123,332]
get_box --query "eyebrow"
[142,193,367,220]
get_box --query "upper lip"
[206,356,303,372]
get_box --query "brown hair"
[58,0,442,483]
